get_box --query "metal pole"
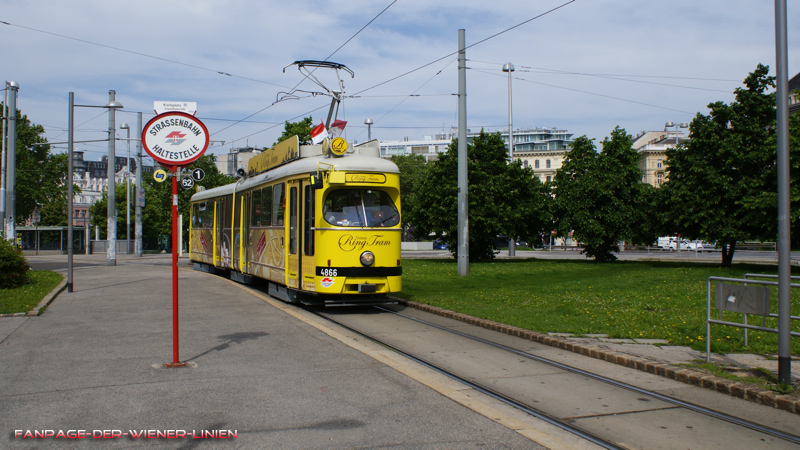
[135,112,142,257]
[774,0,791,384]
[1,85,7,232]
[5,81,18,243]
[457,29,469,276]
[122,125,130,254]
[107,90,117,266]
[503,62,515,257]
[67,92,74,292]
[171,165,181,365]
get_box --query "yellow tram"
[189,136,402,304]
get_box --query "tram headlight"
[360,251,375,266]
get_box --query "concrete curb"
[399,299,800,415]
[0,277,67,318]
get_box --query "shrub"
[0,237,31,289]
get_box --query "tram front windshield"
[323,189,399,227]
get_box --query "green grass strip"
[396,259,800,355]
[0,271,63,315]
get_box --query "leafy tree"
[2,104,68,225]
[552,127,652,262]
[90,154,234,247]
[660,64,789,267]
[390,154,427,240]
[414,130,550,261]
[273,117,314,146]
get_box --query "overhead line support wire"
[353,0,576,96]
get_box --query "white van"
[657,236,688,251]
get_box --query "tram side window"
[251,189,262,226]
[262,186,272,226]
[192,204,199,228]
[273,183,285,226]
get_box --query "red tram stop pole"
[164,165,185,368]
[142,110,209,369]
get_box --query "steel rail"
[306,307,626,450]
[375,305,800,446]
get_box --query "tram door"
[286,181,300,289]
[286,179,316,292]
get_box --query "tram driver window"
[323,189,399,227]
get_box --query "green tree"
[552,127,652,262]
[414,130,550,261]
[660,64,787,267]
[273,117,314,146]
[2,104,68,225]
[90,154,234,248]
[390,154,427,240]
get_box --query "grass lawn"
[0,271,63,315]
[396,259,800,356]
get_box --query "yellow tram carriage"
[189,136,402,304]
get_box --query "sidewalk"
[1,255,541,449]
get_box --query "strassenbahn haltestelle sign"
[142,111,209,167]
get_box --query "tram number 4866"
[319,268,338,277]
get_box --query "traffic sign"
[181,177,195,190]
[142,112,209,167]
[154,169,168,183]
[191,168,205,181]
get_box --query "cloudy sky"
[1,0,798,165]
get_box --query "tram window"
[252,189,261,226]
[262,186,272,226]
[192,204,199,228]
[273,183,285,226]
[323,189,399,227]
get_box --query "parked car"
[432,240,448,250]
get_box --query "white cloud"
[0,0,797,161]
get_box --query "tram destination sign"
[143,111,209,167]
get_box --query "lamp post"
[67,91,123,292]
[364,118,373,141]
[106,90,123,266]
[664,121,688,146]
[503,62,515,257]
[120,122,131,254]
[664,121,688,252]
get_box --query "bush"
[0,238,31,289]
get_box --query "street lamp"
[364,118,373,141]
[664,121,688,146]
[120,122,131,254]
[67,91,123,292]
[502,62,515,257]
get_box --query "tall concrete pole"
[5,81,18,242]
[135,112,143,257]
[107,90,117,266]
[457,29,469,276]
[0,86,7,231]
[774,0,791,385]
[503,62,516,257]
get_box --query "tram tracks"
[305,303,800,450]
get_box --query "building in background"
[215,147,261,178]
[70,151,155,227]
[379,127,574,182]
[631,129,690,187]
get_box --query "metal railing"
[706,275,800,362]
